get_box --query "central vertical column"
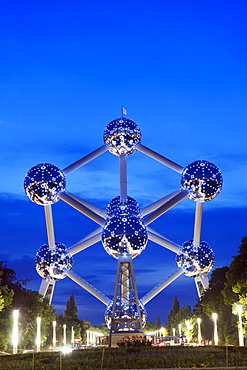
[119,154,127,203]
[110,254,143,333]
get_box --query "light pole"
[36,317,41,352]
[172,327,175,336]
[71,326,75,346]
[185,320,190,343]
[236,304,244,346]
[63,324,66,345]
[212,313,218,345]
[178,323,182,336]
[53,321,56,350]
[197,318,202,345]
[12,309,19,354]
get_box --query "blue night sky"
[0,0,246,325]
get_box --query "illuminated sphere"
[102,214,148,259]
[180,160,223,202]
[24,163,66,205]
[176,240,214,277]
[103,117,142,156]
[106,196,140,218]
[35,242,73,280]
[105,298,147,331]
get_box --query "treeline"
[0,262,107,351]
[167,236,247,345]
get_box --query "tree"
[167,295,180,333]
[64,294,78,321]
[200,267,237,344]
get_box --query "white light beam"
[63,145,108,175]
[68,229,102,256]
[193,202,203,247]
[136,143,183,173]
[66,270,111,305]
[147,227,181,254]
[44,204,56,249]
[59,191,105,225]
[143,189,189,225]
[140,268,185,305]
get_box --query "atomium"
[24,113,223,338]
[105,298,147,331]
[176,240,214,277]
[180,160,223,202]
[103,117,142,156]
[35,242,73,280]
[24,163,66,205]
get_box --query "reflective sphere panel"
[105,298,147,331]
[35,242,73,280]
[102,215,148,259]
[106,196,140,218]
[176,240,214,277]
[103,117,142,156]
[24,163,66,205]
[180,160,223,202]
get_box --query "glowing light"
[212,313,218,345]
[236,305,244,346]
[35,242,73,280]
[197,318,202,345]
[180,160,223,202]
[185,320,191,343]
[176,240,214,276]
[103,117,142,156]
[36,317,41,352]
[53,321,56,349]
[24,163,66,205]
[63,324,66,345]
[12,310,19,354]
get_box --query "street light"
[197,318,202,345]
[63,324,66,345]
[185,320,190,343]
[212,313,218,345]
[12,310,19,354]
[36,317,41,352]
[236,304,244,346]
[53,321,56,349]
[71,326,75,346]
[172,328,175,337]
[178,323,182,336]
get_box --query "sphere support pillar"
[110,255,143,335]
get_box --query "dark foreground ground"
[1,345,247,369]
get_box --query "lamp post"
[236,304,244,347]
[185,320,190,343]
[12,309,19,354]
[36,317,41,352]
[172,328,175,336]
[178,324,182,336]
[197,318,202,345]
[63,324,66,345]
[53,321,56,350]
[71,326,75,346]
[212,313,218,345]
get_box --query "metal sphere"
[102,214,148,259]
[176,240,214,277]
[105,298,147,331]
[35,242,73,280]
[106,196,140,218]
[24,163,66,205]
[180,160,223,202]
[103,117,142,156]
